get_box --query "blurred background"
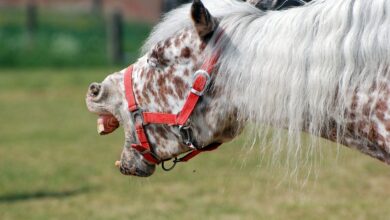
[0,0,191,67]
[1,0,390,219]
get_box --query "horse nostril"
[89,83,101,97]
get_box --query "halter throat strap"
[123,51,221,166]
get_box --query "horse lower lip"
[97,114,120,135]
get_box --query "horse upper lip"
[87,83,106,102]
[88,82,101,97]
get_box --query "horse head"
[86,0,241,177]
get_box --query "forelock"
[141,0,257,54]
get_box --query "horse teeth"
[97,122,105,135]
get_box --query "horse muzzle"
[116,148,156,177]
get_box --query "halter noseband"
[123,48,221,170]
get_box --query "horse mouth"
[96,113,156,177]
[97,114,120,135]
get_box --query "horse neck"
[213,0,390,129]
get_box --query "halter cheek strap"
[123,51,221,166]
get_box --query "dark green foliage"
[0,8,152,68]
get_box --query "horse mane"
[143,0,390,171]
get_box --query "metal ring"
[161,158,178,171]
[178,125,194,147]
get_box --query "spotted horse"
[86,0,390,177]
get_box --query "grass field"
[1,69,390,220]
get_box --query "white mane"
[143,0,390,170]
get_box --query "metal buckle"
[178,125,197,150]
[131,108,146,125]
[191,69,211,96]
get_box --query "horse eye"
[148,45,170,67]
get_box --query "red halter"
[124,51,221,167]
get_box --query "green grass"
[0,8,151,67]
[1,69,390,219]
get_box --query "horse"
[86,0,390,177]
[247,0,311,10]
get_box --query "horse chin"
[118,148,156,177]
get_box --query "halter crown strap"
[124,65,138,112]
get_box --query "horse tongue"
[97,114,120,135]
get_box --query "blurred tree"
[162,0,191,13]
[26,0,38,44]
[91,0,103,15]
[107,10,124,64]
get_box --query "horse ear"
[191,0,217,40]
[247,0,261,7]
[246,0,278,10]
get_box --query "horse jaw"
[115,99,156,177]
[86,71,156,177]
